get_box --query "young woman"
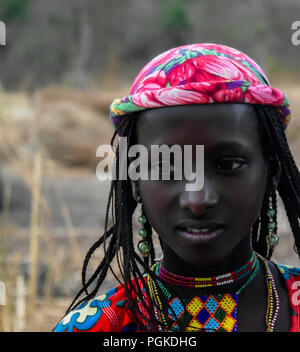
[54,43,300,332]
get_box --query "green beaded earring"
[266,190,279,258]
[137,196,150,257]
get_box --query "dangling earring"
[266,187,279,258]
[137,196,150,257]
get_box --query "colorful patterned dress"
[53,263,300,332]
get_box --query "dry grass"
[0,85,122,331]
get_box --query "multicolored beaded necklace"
[158,252,257,288]
[146,252,280,332]
[261,256,280,331]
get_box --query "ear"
[128,161,140,202]
[268,156,282,189]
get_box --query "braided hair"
[252,105,300,259]
[65,104,300,331]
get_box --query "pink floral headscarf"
[110,43,291,131]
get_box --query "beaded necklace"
[158,252,257,288]
[147,254,280,332]
[259,255,280,331]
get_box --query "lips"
[184,227,212,234]
[175,220,225,244]
[176,220,224,232]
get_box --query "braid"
[252,105,300,260]
[253,190,269,257]
[268,183,278,260]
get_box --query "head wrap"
[110,43,291,132]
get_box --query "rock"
[1,167,111,229]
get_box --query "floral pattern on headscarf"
[110,43,291,132]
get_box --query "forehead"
[136,104,262,150]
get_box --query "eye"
[151,161,175,172]
[150,161,176,177]
[216,158,246,171]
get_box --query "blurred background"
[0,0,299,332]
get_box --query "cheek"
[138,181,176,226]
[225,165,268,226]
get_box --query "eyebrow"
[211,141,251,151]
[148,141,250,151]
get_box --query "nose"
[179,181,219,216]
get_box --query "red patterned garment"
[53,263,300,332]
[276,264,300,331]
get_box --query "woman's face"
[134,104,269,269]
